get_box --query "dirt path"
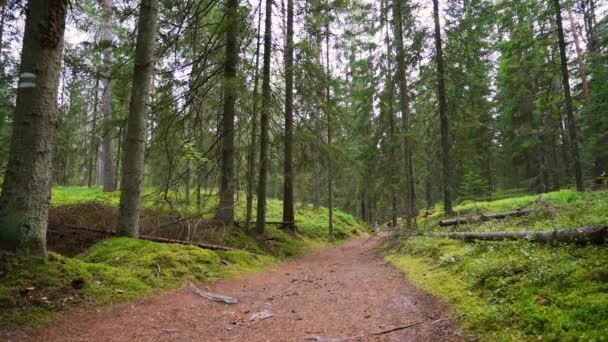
[9,236,466,341]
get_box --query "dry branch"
[140,235,237,251]
[58,224,238,251]
[188,282,238,304]
[437,226,607,244]
[438,209,532,226]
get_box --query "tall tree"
[216,0,240,226]
[245,1,263,231]
[101,0,115,192]
[256,0,272,234]
[325,9,334,238]
[117,0,159,237]
[553,0,584,191]
[282,0,295,230]
[0,0,68,256]
[432,0,453,215]
[392,0,417,225]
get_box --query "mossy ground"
[387,189,608,341]
[1,187,367,329]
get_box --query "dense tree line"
[0,0,606,256]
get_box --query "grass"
[388,189,608,341]
[1,186,368,329]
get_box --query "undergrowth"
[388,189,608,341]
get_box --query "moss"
[388,237,608,341]
[388,189,608,340]
[3,186,369,329]
[0,238,239,328]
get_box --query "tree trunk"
[438,209,532,226]
[392,0,417,225]
[117,0,159,237]
[114,124,124,189]
[0,0,68,256]
[256,0,273,234]
[437,226,607,245]
[567,7,590,101]
[282,0,295,231]
[382,0,397,226]
[87,77,100,188]
[325,17,334,239]
[101,0,115,192]
[0,0,7,168]
[216,0,240,226]
[246,1,263,231]
[432,0,453,216]
[553,0,584,191]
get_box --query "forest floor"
[5,236,467,342]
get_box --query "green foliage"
[388,190,608,340]
[458,170,491,202]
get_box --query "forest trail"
[12,236,465,342]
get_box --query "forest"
[0,0,606,340]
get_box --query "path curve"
[11,236,466,341]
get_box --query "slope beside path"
[10,236,466,341]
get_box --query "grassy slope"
[0,187,367,328]
[387,189,608,341]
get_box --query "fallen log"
[139,235,238,251]
[234,221,292,227]
[438,209,532,226]
[58,224,238,251]
[437,226,607,244]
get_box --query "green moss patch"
[0,238,278,329]
[3,186,368,330]
[388,189,608,341]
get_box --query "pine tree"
[117,0,159,237]
[0,0,68,256]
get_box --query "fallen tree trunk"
[139,236,238,251]
[439,209,532,226]
[437,226,607,244]
[59,224,238,251]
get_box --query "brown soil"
[47,203,230,256]
[8,236,468,342]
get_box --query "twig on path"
[358,247,381,256]
[188,282,239,304]
[305,320,425,341]
[369,321,425,336]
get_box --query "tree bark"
[437,226,607,245]
[117,0,159,237]
[256,0,273,234]
[325,14,334,239]
[432,0,453,216]
[567,7,590,101]
[246,0,263,231]
[87,77,100,188]
[382,0,397,226]
[101,0,115,192]
[438,209,532,227]
[282,0,295,231]
[216,0,240,226]
[553,0,584,191]
[0,0,7,168]
[0,0,68,256]
[392,0,417,225]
